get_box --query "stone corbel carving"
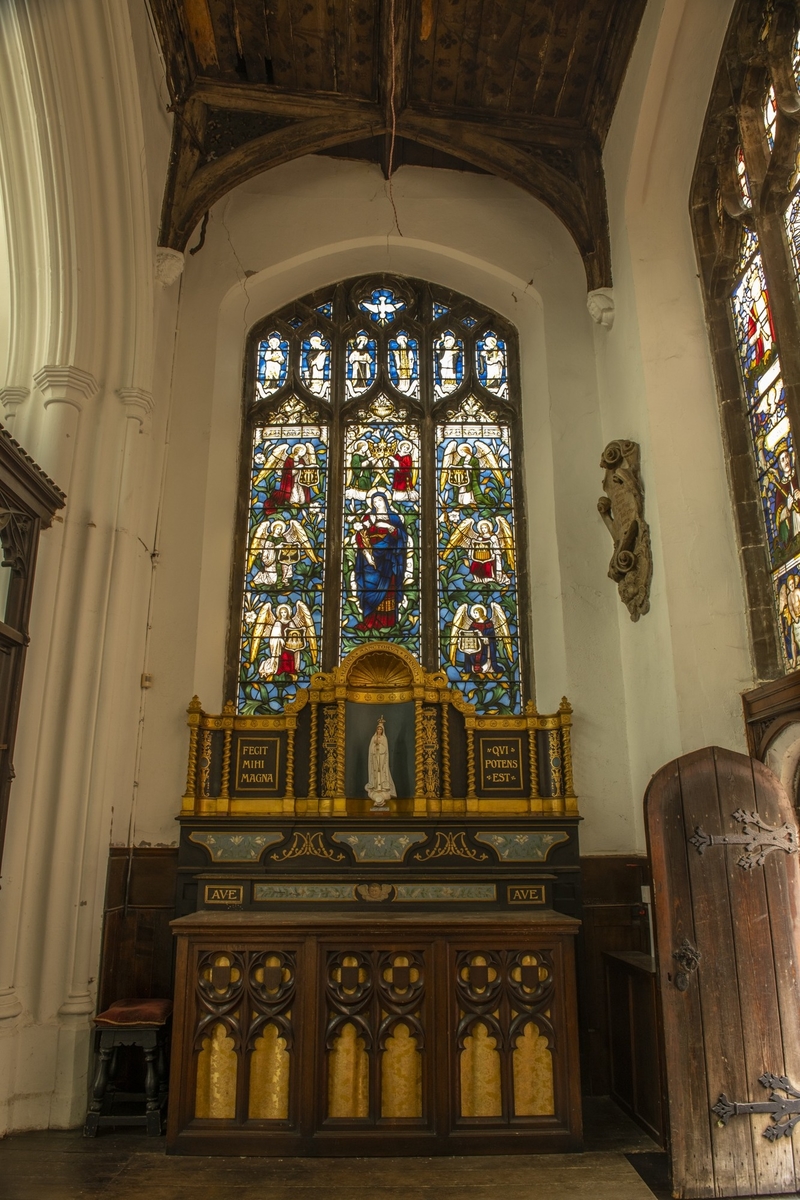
[587,287,615,329]
[598,439,652,621]
[155,247,185,288]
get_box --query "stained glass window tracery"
[703,13,800,673]
[234,277,528,715]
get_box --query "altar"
[166,644,583,1155]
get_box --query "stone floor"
[1,1098,669,1200]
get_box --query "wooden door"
[645,746,800,1198]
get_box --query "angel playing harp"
[448,602,512,677]
[439,440,504,507]
[255,441,320,513]
[248,518,319,587]
[443,516,515,586]
[248,600,318,679]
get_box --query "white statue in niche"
[365,716,396,811]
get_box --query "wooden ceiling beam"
[158,91,610,289]
[193,78,381,120]
[379,0,414,179]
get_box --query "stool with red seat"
[83,998,173,1137]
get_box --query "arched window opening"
[693,2,800,676]
[230,277,529,716]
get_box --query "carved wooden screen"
[228,276,531,719]
[645,746,800,1198]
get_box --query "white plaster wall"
[596,0,751,839]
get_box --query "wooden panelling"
[97,848,179,1012]
[167,908,583,1155]
[578,855,650,1097]
[605,951,665,1146]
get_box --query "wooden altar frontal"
[168,645,583,1155]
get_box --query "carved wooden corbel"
[597,439,652,621]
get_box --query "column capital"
[116,387,153,427]
[0,386,29,420]
[33,365,99,410]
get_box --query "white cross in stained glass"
[359,288,406,325]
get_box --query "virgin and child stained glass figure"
[237,279,525,715]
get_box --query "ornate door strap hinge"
[672,938,701,991]
[689,809,798,870]
[713,1074,800,1140]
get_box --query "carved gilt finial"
[598,439,652,621]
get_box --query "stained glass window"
[235,277,527,714]
[764,84,777,150]
[694,5,800,677]
[437,396,522,714]
[239,397,328,714]
[730,185,800,668]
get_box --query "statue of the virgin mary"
[365,715,396,810]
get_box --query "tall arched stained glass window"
[231,277,529,715]
[693,2,800,677]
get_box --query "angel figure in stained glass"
[769,443,800,549]
[352,492,409,630]
[477,334,506,394]
[256,335,287,398]
[390,333,417,394]
[258,442,320,512]
[389,439,418,502]
[249,600,318,679]
[439,440,503,507]
[346,439,374,504]
[449,602,512,677]
[248,518,319,587]
[443,516,514,585]
[779,573,800,667]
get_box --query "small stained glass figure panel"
[437,396,522,715]
[388,331,419,397]
[475,330,508,398]
[300,331,331,400]
[256,332,289,400]
[341,396,420,660]
[433,330,464,398]
[238,397,327,714]
[346,331,377,397]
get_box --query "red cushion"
[94,998,173,1027]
